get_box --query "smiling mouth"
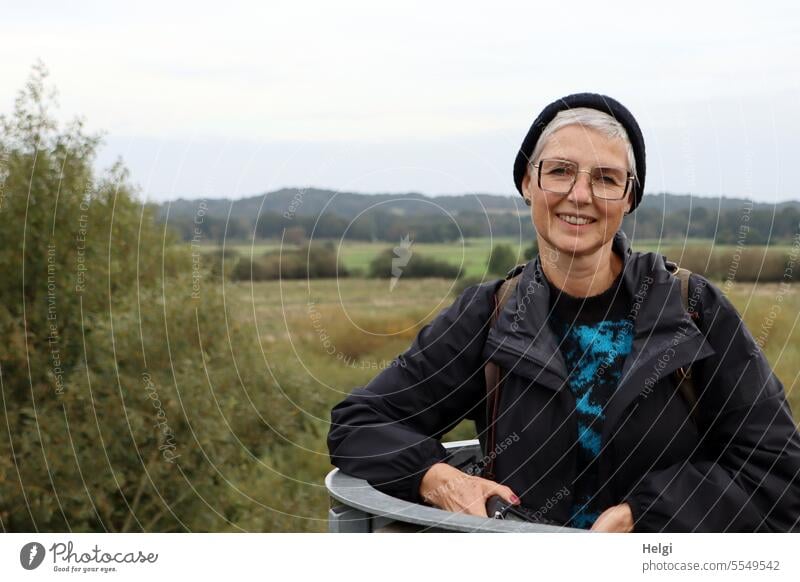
[556,213,597,226]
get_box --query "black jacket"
[327,230,800,532]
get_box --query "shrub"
[231,243,347,280]
[202,247,241,280]
[368,248,463,279]
[0,63,321,532]
[487,244,518,276]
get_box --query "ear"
[625,190,633,214]
[522,172,532,204]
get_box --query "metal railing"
[326,439,584,533]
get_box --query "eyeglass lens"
[538,159,629,199]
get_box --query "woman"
[327,93,800,532]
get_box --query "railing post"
[328,503,372,533]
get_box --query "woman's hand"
[590,503,634,532]
[419,462,520,517]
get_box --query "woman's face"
[522,124,633,259]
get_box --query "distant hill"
[156,188,800,245]
[158,188,800,223]
[636,192,800,213]
[158,188,530,223]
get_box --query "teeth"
[558,214,595,225]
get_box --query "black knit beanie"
[513,93,646,213]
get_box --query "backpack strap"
[666,262,700,424]
[482,265,524,481]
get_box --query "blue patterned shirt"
[545,267,634,529]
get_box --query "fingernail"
[511,494,520,504]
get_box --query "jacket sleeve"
[326,281,498,504]
[625,274,800,532]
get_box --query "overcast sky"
[2,0,799,203]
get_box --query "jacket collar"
[485,229,716,438]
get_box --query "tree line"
[166,204,800,245]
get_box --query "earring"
[524,198,532,207]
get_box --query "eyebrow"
[539,157,628,169]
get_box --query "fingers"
[427,473,521,519]
[485,481,520,506]
[465,482,519,518]
[590,505,615,531]
[590,515,607,532]
[590,504,633,532]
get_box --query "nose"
[565,171,594,205]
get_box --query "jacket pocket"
[606,373,702,493]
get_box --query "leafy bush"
[368,248,462,279]
[0,63,322,532]
[487,243,518,276]
[231,243,347,280]
[524,239,539,260]
[201,247,241,280]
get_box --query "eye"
[595,168,626,186]
[543,161,575,175]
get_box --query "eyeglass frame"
[529,158,635,201]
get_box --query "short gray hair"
[529,107,637,184]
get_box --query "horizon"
[2,1,798,204]
[158,187,800,207]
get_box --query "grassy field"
[233,276,800,422]
[199,237,799,279]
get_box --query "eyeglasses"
[530,158,634,201]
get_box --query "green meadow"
[200,237,800,279]
[204,237,526,278]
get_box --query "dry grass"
[725,281,800,414]
[222,276,800,426]
[659,245,793,282]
